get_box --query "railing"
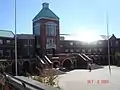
[82,54,92,61]
[44,55,52,64]
[78,54,87,61]
[0,73,59,90]
[36,55,46,64]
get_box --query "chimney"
[42,3,49,9]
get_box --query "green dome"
[33,3,59,22]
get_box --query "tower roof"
[33,3,59,22]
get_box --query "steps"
[82,54,92,61]
[78,54,87,61]
[43,55,53,68]
[91,64,103,70]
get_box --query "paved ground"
[58,66,120,90]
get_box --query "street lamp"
[106,12,111,76]
[14,0,18,76]
[100,12,111,76]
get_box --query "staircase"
[36,55,46,69]
[82,54,92,62]
[36,55,45,64]
[78,54,87,61]
[43,55,53,68]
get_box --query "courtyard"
[58,66,120,90]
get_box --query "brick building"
[0,3,120,75]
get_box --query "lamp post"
[14,0,18,76]
[100,12,111,76]
[106,12,111,76]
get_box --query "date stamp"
[87,79,109,84]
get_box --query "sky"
[0,0,120,42]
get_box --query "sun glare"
[76,31,100,42]
[65,28,101,43]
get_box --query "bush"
[31,69,60,89]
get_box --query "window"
[76,42,79,45]
[60,45,63,47]
[6,50,11,57]
[116,41,118,45]
[82,49,85,53]
[70,49,73,52]
[88,49,91,52]
[24,45,27,47]
[46,22,57,36]
[76,49,79,52]
[29,40,33,47]
[98,41,102,44]
[99,48,102,52]
[94,48,97,52]
[34,23,40,35]
[46,38,56,49]
[0,40,3,44]
[6,40,10,44]
[65,49,68,52]
[47,38,55,44]
[0,50,3,56]
[70,42,73,45]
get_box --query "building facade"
[0,30,15,61]
[0,3,120,75]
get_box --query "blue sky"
[0,0,120,41]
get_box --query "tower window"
[33,23,40,35]
[46,22,57,36]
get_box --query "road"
[58,66,120,90]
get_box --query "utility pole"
[106,12,111,76]
[15,0,18,76]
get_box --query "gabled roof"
[109,34,116,40]
[0,30,14,38]
[33,3,59,22]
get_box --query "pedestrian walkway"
[58,66,120,90]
